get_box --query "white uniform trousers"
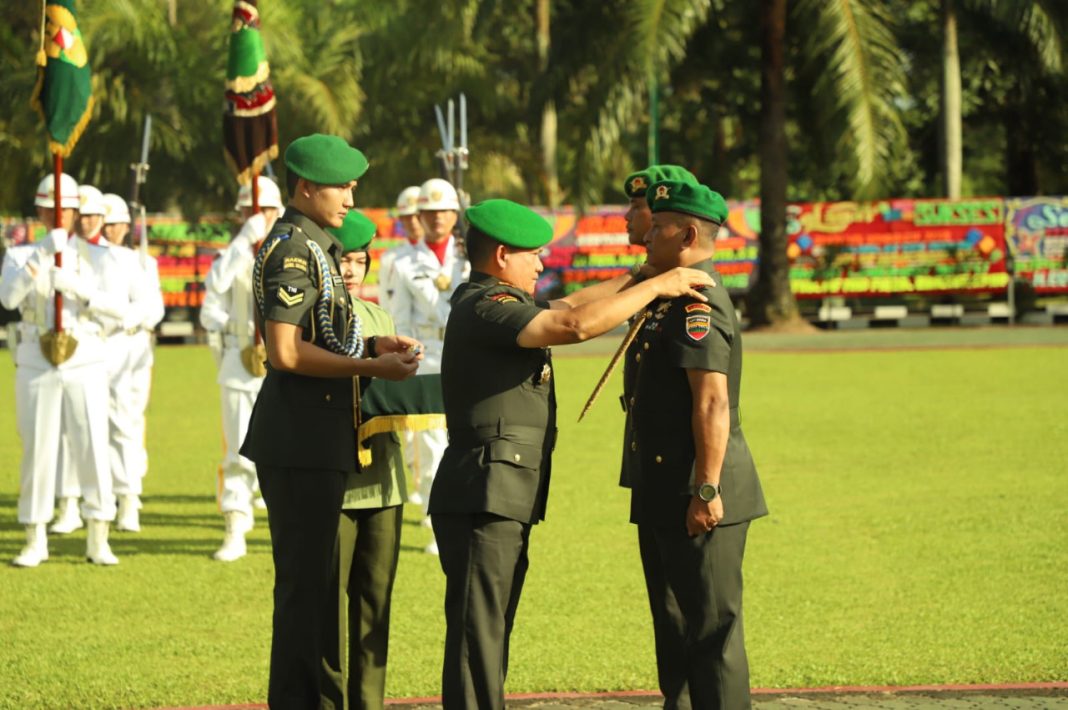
[126,330,154,481]
[217,348,261,518]
[15,344,115,524]
[55,434,80,498]
[410,338,446,516]
[106,333,142,498]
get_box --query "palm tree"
[749,0,908,328]
[939,0,1064,198]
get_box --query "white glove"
[51,266,96,301]
[40,228,69,255]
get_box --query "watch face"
[699,483,718,501]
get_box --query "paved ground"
[173,685,1068,710]
[389,687,1068,709]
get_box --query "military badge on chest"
[684,303,712,341]
[434,273,452,292]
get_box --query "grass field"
[0,341,1066,709]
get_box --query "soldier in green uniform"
[619,164,701,491]
[319,210,409,710]
[430,199,716,710]
[625,179,768,710]
[240,134,422,710]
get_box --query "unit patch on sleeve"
[277,285,304,307]
[685,313,711,341]
[685,302,712,314]
[488,292,519,304]
[282,256,308,272]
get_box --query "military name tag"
[434,274,452,291]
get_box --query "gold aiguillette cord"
[577,310,649,422]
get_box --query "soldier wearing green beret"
[240,133,423,709]
[623,164,698,247]
[317,210,409,710]
[430,198,716,709]
[626,179,768,710]
[619,165,702,492]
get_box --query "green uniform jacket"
[346,296,406,509]
[625,258,768,527]
[240,209,360,473]
[428,272,556,524]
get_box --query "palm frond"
[794,0,907,198]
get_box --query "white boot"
[86,520,119,566]
[50,497,84,534]
[213,511,251,562]
[12,524,48,568]
[115,495,141,532]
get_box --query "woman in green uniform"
[321,210,408,710]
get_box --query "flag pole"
[52,152,64,332]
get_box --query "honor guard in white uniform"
[1,174,130,566]
[389,178,470,553]
[378,186,423,314]
[380,186,423,504]
[99,192,165,531]
[199,176,282,561]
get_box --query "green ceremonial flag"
[357,375,446,466]
[223,0,279,184]
[31,0,93,156]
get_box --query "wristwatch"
[696,482,721,502]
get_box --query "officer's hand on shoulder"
[651,267,715,302]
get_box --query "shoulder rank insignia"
[654,301,672,319]
[283,256,308,272]
[277,284,304,307]
[685,313,710,341]
[489,292,519,304]
[685,302,712,314]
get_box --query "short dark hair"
[285,169,301,199]
[463,224,501,267]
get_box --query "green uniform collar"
[281,207,343,255]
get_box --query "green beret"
[647,180,728,224]
[465,199,553,249]
[328,210,377,253]
[623,164,698,198]
[284,134,369,184]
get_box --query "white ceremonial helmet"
[418,178,459,211]
[77,185,107,216]
[34,173,80,208]
[396,186,422,216]
[102,193,131,224]
[234,176,283,211]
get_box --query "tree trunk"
[750,0,801,328]
[941,0,962,198]
[537,0,560,208]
